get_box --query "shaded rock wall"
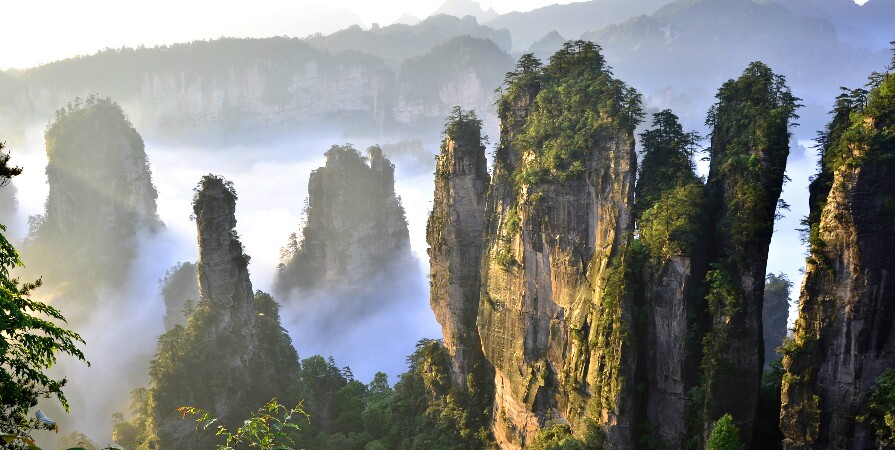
[22,95,159,304]
[781,72,895,449]
[427,110,490,386]
[274,144,411,297]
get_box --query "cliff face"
[23,95,159,301]
[475,42,641,448]
[275,145,411,296]
[0,38,505,138]
[148,175,299,450]
[193,176,256,338]
[634,109,707,448]
[781,71,895,449]
[700,61,797,445]
[762,273,791,368]
[429,49,801,449]
[427,109,491,386]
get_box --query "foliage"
[124,290,298,450]
[863,369,895,446]
[442,107,484,150]
[706,61,800,255]
[0,147,87,439]
[180,398,308,450]
[499,41,643,186]
[0,142,23,184]
[367,339,495,450]
[706,414,745,450]
[57,432,101,450]
[111,389,152,449]
[637,182,704,263]
[807,57,895,251]
[635,109,702,217]
[528,423,586,450]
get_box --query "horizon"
[0,0,871,70]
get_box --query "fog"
[0,0,889,446]
[4,124,448,445]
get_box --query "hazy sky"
[0,0,574,70]
[1,0,873,70]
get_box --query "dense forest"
[1,2,894,449]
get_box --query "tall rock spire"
[427,107,490,386]
[143,175,299,450]
[194,175,255,337]
[24,95,160,302]
[781,68,895,450]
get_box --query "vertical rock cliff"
[781,67,895,449]
[275,145,411,297]
[23,95,160,300]
[427,108,491,387]
[144,175,299,450]
[429,49,802,449]
[700,61,798,446]
[476,41,642,448]
[193,176,256,339]
[762,273,791,368]
[634,109,707,448]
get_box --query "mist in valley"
[0,0,892,448]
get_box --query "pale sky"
[0,0,574,70]
[0,0,871,70]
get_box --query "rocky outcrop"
[23,95,160,301]
[193,176,256,337]
[428,49,800,449]
[634,109,707,448]
[781,72,895,449]
[161,262,200,330]
[700,61,798,446]
[475,42,641,449]
[762,273,791,368]
[427,108,490,387]
[274,145,411,296]
[148,175,299,450]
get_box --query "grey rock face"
[762,273,791,369]
[782,158,895,449]
[642,255,702,446]
[194,175,255,338]
[274,145,411,297]
[23,96,160,302]
[427,118,490,386]
[478,130,637,449]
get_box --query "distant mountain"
[526,30,567,61]
[430,0,499,23]
[763,0,895,49]
[485,0,669,50]
[392,12,421,25]
[583,0,887,133]
[306,14,511,69]
[0,17,514,141]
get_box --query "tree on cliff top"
[0,143,87,439]
[499,40,643,186]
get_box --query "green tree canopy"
[707,414,745,450]
[0,144,87,438]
